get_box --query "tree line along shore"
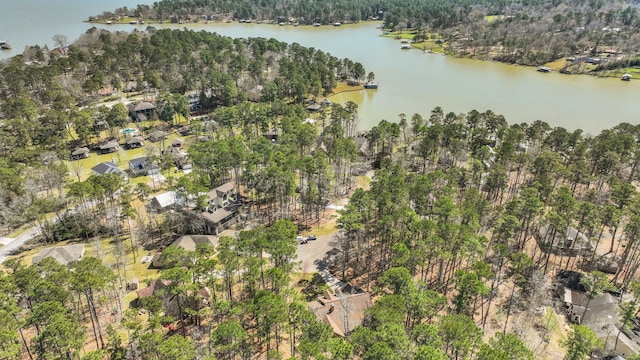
[90,0,640,72]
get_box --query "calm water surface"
[1,2,638,134]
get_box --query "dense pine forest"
[98,0,640,65]
[2,24,640,360]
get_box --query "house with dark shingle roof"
[91,162,128,180]
[32,244,85,265]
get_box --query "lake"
[1,1,638,134]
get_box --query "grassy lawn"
[10,235,161,310]
[332,82,363,94]
[65,126,190,187]
[484,15,505,23]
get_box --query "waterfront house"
[306,103,322,111]
[98,140,120,154]
[71,147,90,160]
[125,136,145,149]
[148,131,166,143]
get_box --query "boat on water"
[622,73,632,81]
[401,44,411,49]
[537,66,551,73]
[364,82,379,89]
[0,41,11,50]
[333,22,341,26]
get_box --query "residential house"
[308,284,372,337]
[165,146,189,169]
[186,94,202,111]
[148,131,166,143]
[171,138,184,149]
[128,157,160,177]
[32,244,85,266]
[71,147,90,160]
[125,136,145,149]
[149,191,185,212]
[200,182,240,235]
[306,103,322,111]
[134,279,210,319]
[557,270,639,357]
[207,182,236,209]
[97,140,120,154]
[536,224,594,257]
[177,126,191,136]
[91,161,128,180]
[354,137,370,160]
[151,235,218,268]
[127,102,157,121]
[263,129,280,142]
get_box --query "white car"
[296,236,307,244]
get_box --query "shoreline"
[85,18,637,81]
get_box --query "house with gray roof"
[199,182,240,235]
[151,235,218,268]
[557,270,639,357]
[71,147,90,160]
[125,136,145,149]
[128,157,160,177]
[127,102,157,121]
[98,141,120,154]
[91,161,128,180]
[536,224,594,257]
[32,244,85,266]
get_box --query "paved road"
[0,226,40,264]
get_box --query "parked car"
[306,235,317,241]
[296,236,307,244]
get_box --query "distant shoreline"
[84,17,637,81]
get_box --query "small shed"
[127,278,140,291]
